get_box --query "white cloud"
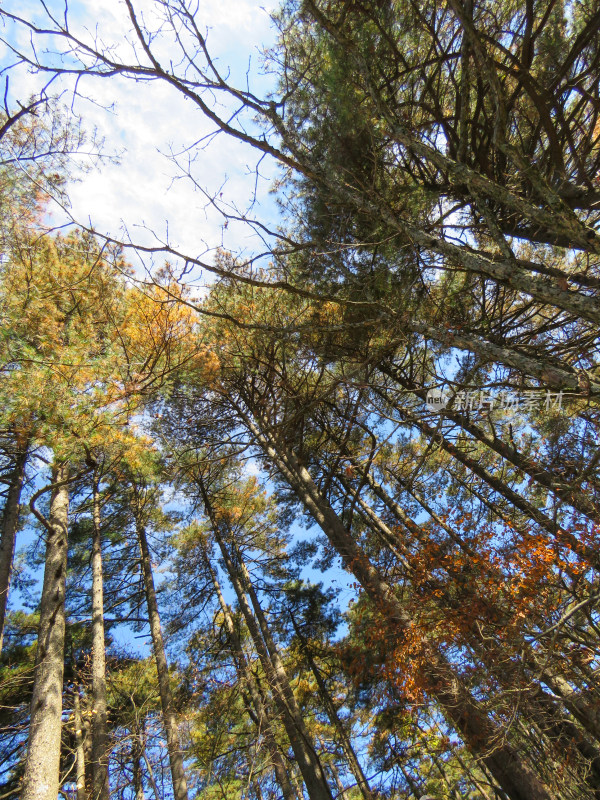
[1,0,281,278]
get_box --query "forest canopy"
[0,2,599,799]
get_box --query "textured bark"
[22,463,70,800]
[132,727,145,800]
[242,410,553,800]
[205,553,300,800]
[408,320,600,396]
[202,494,334,800]
[73,689,87,800]
[91,479,110,800]
[136,518,189,800]
[0,445,28,655]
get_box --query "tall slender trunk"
[0,444,28,655]
[201,491,334,800]
[293,622,374,800]
[91,477,110,800]
[22,463,70,800]
[132,726,145,800]
[204,551,300,800]
[240,408,553,800]
[73,688,87,800]
[136,517,189,800]
[143,747,161,800]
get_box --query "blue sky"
[0,0,281,279]
[1,0,360,662]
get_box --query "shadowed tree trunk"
[22,462,70,800]
[0,442,28,655]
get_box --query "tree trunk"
[0,444,28,655]
[204,550,300,800]
[407,319,600,395]
[136,517,189,800]
[132,726,145,800]
[338,441,502,560]
[201,491,334,800]
[22,463,70,800]
[242,410,553,800]
[91,477,110,800]
[73,688,87,800]
[291,617,374,800]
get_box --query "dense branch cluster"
[0,2,599,799]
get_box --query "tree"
[1,2,600,796]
